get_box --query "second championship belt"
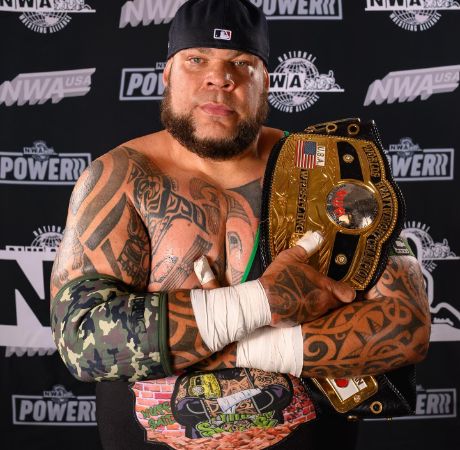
[259,118,411,417]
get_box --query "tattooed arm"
[195,254,431,377]
[50,148,213,381]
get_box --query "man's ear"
[163,59,173,87]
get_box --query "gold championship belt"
[258,118,415,418]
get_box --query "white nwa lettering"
[20,77,53,105]
[0,79,23,106]
[119,0,186,28]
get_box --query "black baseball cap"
[167,0,269,66]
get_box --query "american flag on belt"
[296,140,317,169]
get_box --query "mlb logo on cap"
[214,28,232,40]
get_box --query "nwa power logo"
[0,141,91,185]
[249,0,342,19]
[13,384,96,425]
[403,221,460,342]
[365,0,460,32]
[364,65,460,106]
[0,226,62,357]
[269,51,344,113]
[387,137,454,181]
[119,0,342,27]
[0,0,95,34]
[120,62,165,100]
[0,68,95,107]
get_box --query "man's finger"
[295,230,324,258]
[193,255,220,289]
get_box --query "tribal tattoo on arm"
[300,255,430,378]
[195,256,430,376]
[168,290,214,370]
[51,148,151,296]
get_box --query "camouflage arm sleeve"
[50,275,172,382]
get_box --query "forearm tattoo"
[195,257,430,377]
[301,256,430,378]
[263,264,328,326]
[168,290,213,369]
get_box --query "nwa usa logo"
[119,0,342,28]
[387,137,454,181]
[13,385,96,426]
[367,385,457,420]
[0,141,90,185]
[0,226,62,357]
[365,0,460,32]
[402,221,460,342]
[120,62,165,101]
[0,68,95,106]
[364,65,460,106]
[0,0,95,34]
[269,51,344,113]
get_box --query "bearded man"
[50,1,430,449]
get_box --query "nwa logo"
[120,63,165,101]
[249,0,342,19]
[403,221,460,342]
[387,137,454,181]
[0,226,62,357]
[269,51,344,113]
[0,0,95,34]
[365,0,460,32]
[119,0,187,27]
[364,65,460,106]
[0,141,90,185]
[13,385,96,425]
[0,68,95,107]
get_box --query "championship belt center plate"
[259,118,405,413]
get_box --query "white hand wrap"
[296,230,323,256]
[190,280,271,353]
[236,325,304,377]
[193,255,216,285]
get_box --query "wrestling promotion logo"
[0,68,96,106]
[119,63,166,100]
[0,141,91,185]
[119,0,342,27]
[269,51,344,113]
[0,226,62,357]
[364,65,460,106]
[12,384,96,426]
[403,221,460,342]
[249,0,342,19]
[365,0,460,32]
[386,137,454,181]
[0,0,95,34]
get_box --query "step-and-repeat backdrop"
[1,1,459,449]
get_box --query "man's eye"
[189,57,203,64]
[233,60,249,67]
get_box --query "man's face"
[161,47,269,160]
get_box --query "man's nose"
[205,64,236,91]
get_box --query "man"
[50,1,431,449]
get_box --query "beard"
[160,88,269,161]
